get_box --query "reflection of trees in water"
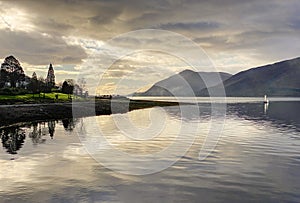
[0,127,26,154]
[62,118,77,131]
[28,121,56,143]
[48,121,55,139]
[0,118,80,155]
[29,123,47,145]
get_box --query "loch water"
[0,98,300,202]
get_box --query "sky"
[0,0,300,94]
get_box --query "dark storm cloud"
[0,29,87,65]
[156,21,221,31]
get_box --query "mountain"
[134,70,232,96]
[200,57,300,97]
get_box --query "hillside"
[134,70,232,96]
[200,57,300,97]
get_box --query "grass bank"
[0,93,87,105]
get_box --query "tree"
[28,72,39,96]
[46,63,55,88]
[62,79,74,99]
[32,72,37,80]
[28,75,49,97]
[0,69,6,88]
[77,77,86,96]
[0,56,25,88]
[38,76,51,96]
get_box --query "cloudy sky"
[0,0,300,94]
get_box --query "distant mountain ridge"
[200,57,300,97]
[134,57,300,97]
[134,70,232,96]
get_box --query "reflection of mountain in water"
[0,118,79,155]
[162,101,300,131]
[227,102,300,130]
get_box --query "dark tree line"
[27,72,52,97]
[0,56,54,95]
[0,55,88,98]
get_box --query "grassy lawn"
[0,93,67,100]
[0,93,87,104]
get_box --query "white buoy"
[263,95,269,104]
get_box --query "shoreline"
[0,99,179,126]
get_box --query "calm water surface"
[0,98,300,202]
